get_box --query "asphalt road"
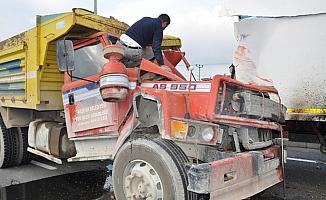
[0,157,108,188]
[257,147,326,200]
[0,146,325,200]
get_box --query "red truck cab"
[57,32,286,200]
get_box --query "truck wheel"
[0,117,19,168]
[16,127,31,165]
[113,137,196,200]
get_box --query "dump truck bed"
[0,8,129,110]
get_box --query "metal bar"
[211,114,281,131]
[218,82,227,114]
[176,47,196,81]
[27,147,62,164]
[30,160,57,170]
[281,126,286,199]
[94,0,98,14]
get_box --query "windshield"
[72,42,107,79]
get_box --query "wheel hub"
[124,160,163,200]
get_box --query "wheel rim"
[123,160,163,200]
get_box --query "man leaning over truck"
[117,14,171,71]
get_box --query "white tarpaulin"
[232,10,326,118]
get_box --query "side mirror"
[56,40,75,72]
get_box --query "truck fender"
[111,93,164,159]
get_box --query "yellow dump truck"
[0,8,126,166]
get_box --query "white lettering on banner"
[73,103,109,131]
[76,104,105,115]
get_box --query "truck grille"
[216,83,286,123]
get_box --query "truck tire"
[0,117,19,168]
[0,187,6,200]
[113,137,197,200]
[156,139,198,200]
[16,127,31,165]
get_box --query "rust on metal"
[0,32,26,52]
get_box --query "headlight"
[170,119,218,144]
[201,127,214,142]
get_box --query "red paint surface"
[209,146,283,192]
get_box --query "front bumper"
[187,146,284,200]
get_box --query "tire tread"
[153,138,198,200]
[0,116,15,168]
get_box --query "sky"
[0,0,237,78]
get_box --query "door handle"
[68,94,75,105]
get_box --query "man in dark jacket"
[118,14,171,71]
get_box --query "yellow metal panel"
[37,13,75,67]
[38,91,63,110]
[0,95,26,102]
[287,108,326,114]
[0,50,25,65]
[40,81,63,91]
[24,28,40,107]
[74,9,128,37]
[0,45,25,58]
[0,33,25,53]
[45,60,57,65]
[0,54,25,66]
[162,35,182,48]
[0,31,28,107]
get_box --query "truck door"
[62,40,119,138]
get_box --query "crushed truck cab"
[138,74,286,199]
[0,8,286,200]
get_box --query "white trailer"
[221,0,326,152]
